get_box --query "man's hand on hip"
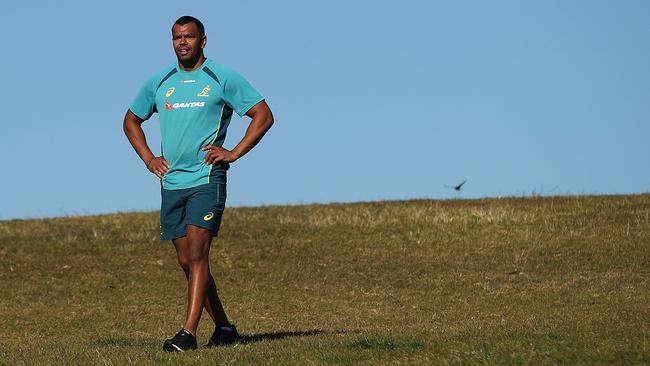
[202,146,239,165]
[147,156,170,179]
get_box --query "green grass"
[0,194,649,365]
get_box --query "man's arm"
[123,109,169,179]
[202,100,274,164]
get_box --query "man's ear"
[202,35,207,49]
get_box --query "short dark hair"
[173,16,205,38]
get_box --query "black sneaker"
[205,324,239,347]
[163,328,197,352]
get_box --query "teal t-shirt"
[130,59,264,190]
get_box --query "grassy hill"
[0,194,648,365]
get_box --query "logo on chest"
[165,100,205,110]
[162,83,210,110]
[197,85,211,97]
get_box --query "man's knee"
[186,246,208,264]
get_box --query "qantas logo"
[165,101,205,110]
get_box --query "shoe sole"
[163,342,196,352]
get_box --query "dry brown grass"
[0,194,648,365]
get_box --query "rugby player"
[123,15,274,352]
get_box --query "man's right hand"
[147,156,170,179]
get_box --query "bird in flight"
[445,179,467,191]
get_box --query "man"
[123,16,273,352]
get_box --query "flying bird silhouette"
[444,179,467,191]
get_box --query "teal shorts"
[160,171,227,241]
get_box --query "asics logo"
[203,212,214,221]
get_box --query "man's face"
[172,22,206,62]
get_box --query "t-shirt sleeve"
[129,76,157,120]
[222,70,264,117]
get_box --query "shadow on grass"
[238,329,329,344]
[91,329,337,349]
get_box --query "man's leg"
[172,225,231,335]
[204,268,232,327]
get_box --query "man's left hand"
[202,145,239,165]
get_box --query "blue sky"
[1,0,648,219]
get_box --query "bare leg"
[172,225,231,335]
[204,271,231,327]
